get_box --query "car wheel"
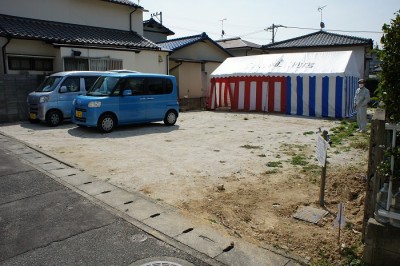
[46,110,62,127]
[97,114,115,133]
[164,110,177,126]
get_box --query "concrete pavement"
[0,132,304,266]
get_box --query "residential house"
[0,0,169,75]
[157,32,232,110]
[143,17,175,43]
[262,30,373,78]
[216,37,263,56]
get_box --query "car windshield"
[35,76,62,92]
[86,76,119,96]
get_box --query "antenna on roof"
[220,18,227,39]
[151,12,163,25]
[318,5,327,30]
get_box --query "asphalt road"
[0,132,301,266]
[0,135,211,266]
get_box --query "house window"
[64,57,123,71]
[64,58,89,71]
[8,56,53,71]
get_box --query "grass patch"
[241,144,262,149]
[350,140,369,150]
[327,120,370,153]
[291,154,309,166]
[302,163,320,175]
[267,161,283,167]
[329,120,359,146]
[303,131,315,135]
[264,169,279,174]
[258,154,266,157]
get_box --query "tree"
[377,10,400,123]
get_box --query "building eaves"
[262,30,373,50]
[157,32,232,56]
[0,14,160,51]
[102,0,142,8]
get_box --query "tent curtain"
[208,75,358,118]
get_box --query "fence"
[0,74,44,123]
[363,113,400,265]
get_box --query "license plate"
[29,113,36,119]
[75,110,82,118]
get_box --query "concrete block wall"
[0,74,44,123]
[179,97,208,111]
[364,218,400,265]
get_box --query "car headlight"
[39,96,49,103]
[72,99,76,105]
[88,101,101,108]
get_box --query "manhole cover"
[131,234,148,243]
[130,257,195,266]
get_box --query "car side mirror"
[60,86,67,93]
[122,89,132,96]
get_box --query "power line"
[284,25,383,34]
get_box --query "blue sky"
[137,0,399,47]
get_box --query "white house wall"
[59,47,168,74]
[3,38,168,74]
[4,39,58,75]
[171,41,228,62]
[0,0,144,34]
[175,62,202,98]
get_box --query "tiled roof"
[143,18,175,35]
[0,14,159,50]
[103,0,141,8]
[157,32,231,56]
[263,31,373,49]
[157,32,208,51]
[216,37,261,49]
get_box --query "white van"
[27,71,108,126]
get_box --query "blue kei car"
[72,72,179,133]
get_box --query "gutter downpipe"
[166,54,170,75]
[129,7,138,32]
[2,37,11,74]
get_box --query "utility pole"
[265,24,285,44]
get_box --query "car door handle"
[139,98,147,100]
[146,97,154,100]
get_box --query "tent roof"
[211,51,360,77]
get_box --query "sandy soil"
[0,111,369,264]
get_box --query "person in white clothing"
[353,79,370,132]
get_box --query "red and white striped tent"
[208,51,361,118]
